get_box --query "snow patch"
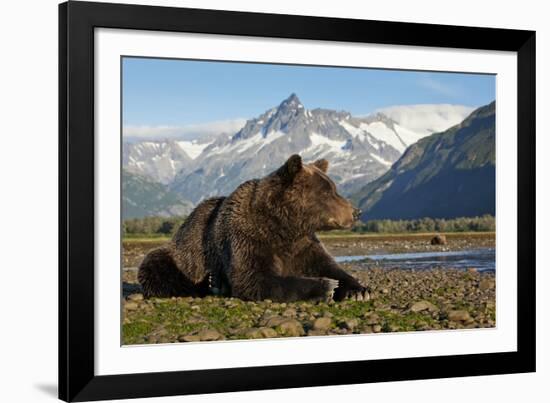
[365,134,380,150]
[339,121,366,141]
[209,130,286,156]
[371,154,392,166]
[359,122,406,153]
[175,140,212,159]
[302,133,349,158]
[393,124,424,147]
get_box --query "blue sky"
[122,57,495,129]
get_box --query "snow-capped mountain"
[123,138,213,184]
[123,93,474,208]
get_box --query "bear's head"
[272,154,361,232]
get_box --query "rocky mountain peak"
[232,93,307,141]
[279,92,303,109]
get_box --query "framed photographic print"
[59,1,536,401]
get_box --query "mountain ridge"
[122,169,194,219]
[352,101,496,220]
[122,94,476,210]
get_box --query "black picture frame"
[59,1,536,401]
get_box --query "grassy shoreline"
[122,266,496,345]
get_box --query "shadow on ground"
[123,282,142,298]
[34,383,57,398]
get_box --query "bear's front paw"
[333,282,370,302]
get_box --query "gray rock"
[282,308,297,317]
[198,329,224,341]
[260,327,279,338]
[313,317,332,330]
[179,334,201,342]
[124,302,138,311]
[263,315,288,328]
[339,318,359,330]
[410,300,439,313]
[276,319,305,337]
[244,327,279,339]
[363,312,380,325]
[448,310,471,322]
[479,278,495,291]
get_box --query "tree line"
[123,216,187,237]
[352,215,495,234]
[123,214,495,237]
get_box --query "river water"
[335,248,495,272]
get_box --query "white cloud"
[123,118,247,141]
[376,104,475,135]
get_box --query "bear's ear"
[313,159,329,173]
[277,154,303,182]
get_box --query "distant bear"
[138,155,369,302]
[430,234,447,245]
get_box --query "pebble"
[245,327,278,339]
[124,302,138,311]
[277,319,305,337]
[197,329,224,341]
[479,278,495,291]
[260,327,278,338]
[127,293,144,302]
[263,315,288,328]
[313,317,332,330]
[448,310,471,322]
[282,308,297,317]
[363,312,380,325]
[179,334,201,342]
[410,300,439,313]
[339,318,359,330]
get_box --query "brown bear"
[138,155,369,302]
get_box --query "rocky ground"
[122,262,496,345]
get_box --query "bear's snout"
[353,207,362,221]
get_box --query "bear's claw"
[345,287,370,302]
[323,278,340,302]
[333,282,371,302]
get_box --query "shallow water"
[335,248,495,272]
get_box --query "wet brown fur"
[138,155,367,302]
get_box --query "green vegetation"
[122,290,495,344]
[123,216,187,237]
[353,215,495,234]
[123,214,495,238]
